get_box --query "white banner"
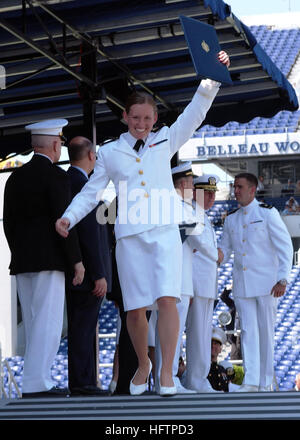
[179,132,300,161]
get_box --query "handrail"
[0,333,117,398]
[2,360,22,399]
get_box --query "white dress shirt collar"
[123,131,148,149]
[241,198,259,213]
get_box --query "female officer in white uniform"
[56,51,230,396]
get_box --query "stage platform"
[0,391,299,420]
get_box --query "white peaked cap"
[25,119,68,136]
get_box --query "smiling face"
[123,103,158,140]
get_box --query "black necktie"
[133,139,144,152]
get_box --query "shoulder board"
[227,207,240,216]
[152,123,166,133]
[259,203,273,209]
[99,137,118,146]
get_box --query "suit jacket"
[3,154,81,275]
[65,166,112,292]
[208,362,229,392]
[63,80,220,240]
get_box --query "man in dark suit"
[103,199,139,395]
[3,119,84,398]
[65,136,112,396]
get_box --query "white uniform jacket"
[219,198,293,298]
[192,212,218,299]
[63,80,220,239]
[180,200,218,297]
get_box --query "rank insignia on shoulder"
[259,203,273,209]
[99,137,118,146]
[152,123,166,133]
[227,207,240,216]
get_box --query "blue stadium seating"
[194,25,300,138]
[3,265,299,396]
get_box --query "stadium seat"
[193,27,300,139]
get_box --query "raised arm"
[169,51,230,157]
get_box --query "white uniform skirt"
[116,224,182,311]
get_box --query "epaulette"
[227,207,240,216]
[259,203,273,209]
[99,137,118,147]
[152,123,166,133]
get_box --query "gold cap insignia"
[201,40,210,53]
[208,176,216,185]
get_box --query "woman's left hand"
[218,50,230,67]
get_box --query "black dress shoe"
[70,385,108,396]
[22,386,69,398]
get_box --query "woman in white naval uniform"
[218,173,293,392]
[56,51,230,396]
[185,174,221,393]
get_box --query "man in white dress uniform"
[184,174,222,393]
[156,165,221,394]
[218,173,293,392]
[154,161,197,394]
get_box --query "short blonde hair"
[125,91,157,115]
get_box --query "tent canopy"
[0,0,298,160]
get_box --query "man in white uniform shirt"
[156,164,219,394]
[184,174,222,393]
[154,161,196,394]
[218,173,293,392]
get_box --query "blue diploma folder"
[180,15,233,85]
